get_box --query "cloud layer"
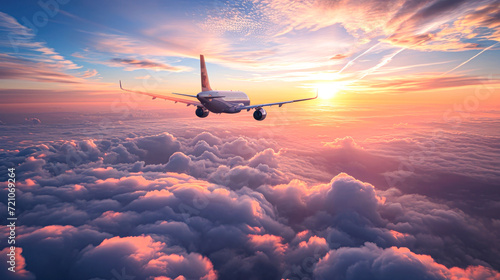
[1,128,499,280]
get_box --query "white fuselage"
[197,90,250,113]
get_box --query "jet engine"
[195,107,209,118]
[253,107,267,121]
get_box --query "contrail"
[356,47,406,81]
[337,42,381,74]
[350,37,435,82]
[443,42,499,75]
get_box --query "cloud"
[81,69,98,78]
[0,248,35,280]
[56,0,498,96]
[456,2,500,41]
[131,132,182,164]
[0,11,32,39]
[353,73,500,93]
[10,225,111,280]
[0,128,498,279]
[202,0,500,53]
[0,12,113,88]
[0,12,80,69]
[24,118,41,125]
[330,54,348,60]
[109,58,190,72]
[135,74,152,80]
[73,235,217,280]
[0,54,81,84]
[314,242,500,280]
[381,0,500,51]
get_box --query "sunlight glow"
[316,83,340,99]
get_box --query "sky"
[0,0,500,108]
[1,0,500,280]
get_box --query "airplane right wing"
[238,92,318,111]
[119,81,202,107]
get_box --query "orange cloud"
[330,54,348,60]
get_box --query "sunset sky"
[1,0,499,108]
[1,1,500,280]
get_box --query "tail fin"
[200,54,212,92]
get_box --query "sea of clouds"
[0,110,499,280]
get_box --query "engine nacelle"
[253,107,267,121]
[195,107,209,118]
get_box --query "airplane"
[119,55,317,121]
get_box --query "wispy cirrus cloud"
[108,58,190,72]
[351,73,500,93]
[81,69,99,78]
[0,12,102,86]
[2,1,498,102]
[73,0,500,94]
[0,54,81,84]
[200,0,499,50]
[0,12,81,70]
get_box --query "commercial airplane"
[120,55,317,121]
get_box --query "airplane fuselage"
[197,90,250,113]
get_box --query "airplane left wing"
[119,81,202,107]
[238,92,318,111]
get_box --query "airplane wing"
[119,81,202,107]
[238,92,318,111]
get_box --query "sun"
[316,83,339,99]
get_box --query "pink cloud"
[0,54,82,84]
[248,234,288,256]
[108,58,190,72]
[3,129,499,279]
[352,73,500,93]
[0,247,34,279]
[76,235,217,280]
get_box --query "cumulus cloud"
[314,242,500,280]
[73,235,216,280]
[0,129,498,279]
[0,248,34,280]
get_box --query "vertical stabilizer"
[200,55,212,92]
